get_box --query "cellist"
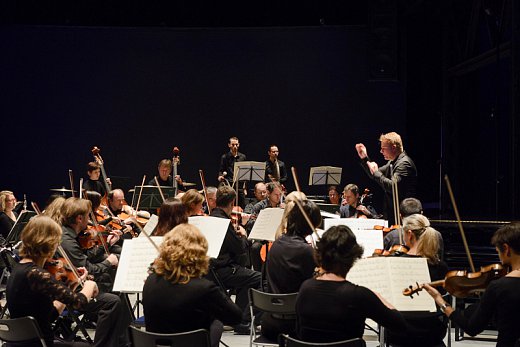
[423,223,520,347]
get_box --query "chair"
[0,316,48,346]
[248,288,298,347]
[279,334,366,347]
[128,326,210,347]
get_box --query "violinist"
[386,214,449,347]
[208,185,262,335]
[82,161,111,197]
[43,196,66,223]
[264,145,288,184]
[153,198,188,236]
[339,184,377,219]
[243,182,267,215]
[355,132,417,224]
[0,190,18,239]
[6,216,127,347]
[423,223,520,347]
[60,198,119,293]
[180,189,205,216]
[295,225,406,343]
[202,186,217,215]
[106,189,139,237]
[148,159,184,190]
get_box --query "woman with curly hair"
[143,223,241,347]
[295,225,406,343]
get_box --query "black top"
[360,151,417,224]
[264,159,288,184]
[0,211,17,238]
[143,273,242,333]
[148,176,185,191]
[6,262,88,346]
[83,178,107,196]
[210,207,249,268]
[218,151,246,183]
[450,277,520,347]
[296,278,406,342]
[266,234,316,294]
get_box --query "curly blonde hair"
[0,190,14,212]
[153,224,209,284]
[19,216,62,261]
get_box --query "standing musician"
[0,190,18,239]
[60,198,119,293]
[148,158,184,190]
[422,223,520,347]
[218,136,247,208]
[340,184,377,219]
[355,132,417,224]
[82,162,111,197]
[264,145,288,185]
[295,225,406,342]
[208,185,262,335]
[6,216,128,347]
[386,214,449,347]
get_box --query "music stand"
[308,166,342,186]
[6,210,37,244]
[129,185,175,211]
[233,161,266,185]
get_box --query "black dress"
[0,211,17,239]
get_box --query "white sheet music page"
[140,214,158,237]
[323,218,387,230]
[188,216,230,258]
[248,208,284,242]
[113,236,163,293]
[347,257,436,312]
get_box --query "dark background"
[1,0,518,221]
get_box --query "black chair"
[279,334,366,347]
[249,288,298,347]
[0,316,48,346]
[128,326,210,347]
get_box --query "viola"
[373,224,401,234]
[372,244,410,257]
[78,226,109,250]
[45,258,79,286]
[403,263,506,299]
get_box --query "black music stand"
[308,166,342,186]
[6,210,37,244]
[234,161,266,184]
[130,186,175,212]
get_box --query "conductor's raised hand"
[355,143,368,159]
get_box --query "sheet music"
[188,216,230,258]
[140,214,158,237]
[347,257,436,312]
[323,218,387,230]
[113,236,163,293]
[248,208,284,242]
[320,211,341,219]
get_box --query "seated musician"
[208,185,262,335]
[43,196,66,224]
[262,199,322,340]
[105,189,142,238]
[423,222,520,347]
[180,189,205,216]
[6,216,128,347]
[295,225,406,343]
[274,191,307,240]
[147,158,184,190]
[386,214,449,347]
[60,197,119,293]
[143,224,242,347]
[153,198,188,236]
[325,185,341,205]
[202,186,217,215]
[82,161,110,197]
[339,184,377,219]
[0,190,18,239]
[244,182,267,216]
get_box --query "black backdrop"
[0,25,406,212]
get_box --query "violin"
[44,245,92,288]
[372,244,409,257]
[78,226,109,250]
[373,224,401,234]
[403,263,506,299]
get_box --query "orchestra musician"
[60,198,119,293]
[0,190,18,239]
[386,214,449,347]
[356,132,417,224]
[244,182,267,215]
[262,199,322,340]
[148,158,184,190]
[295,225,406,343]
[264,145,288,184]
[202,186,217,215]
[325,185,341,205]
[153,198,188,236]
[6,216,128,347]
[422,222,520,347]
[274,191,307,240]
[340,184,377,219]
[208,185,262,335]
[105,189,140,237]
[180,189,205,216]
[82,161,110,197]
[143,224,242,347]
[43,196,66,224]
[218,136,247,208]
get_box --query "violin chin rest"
[137,211,151,219]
